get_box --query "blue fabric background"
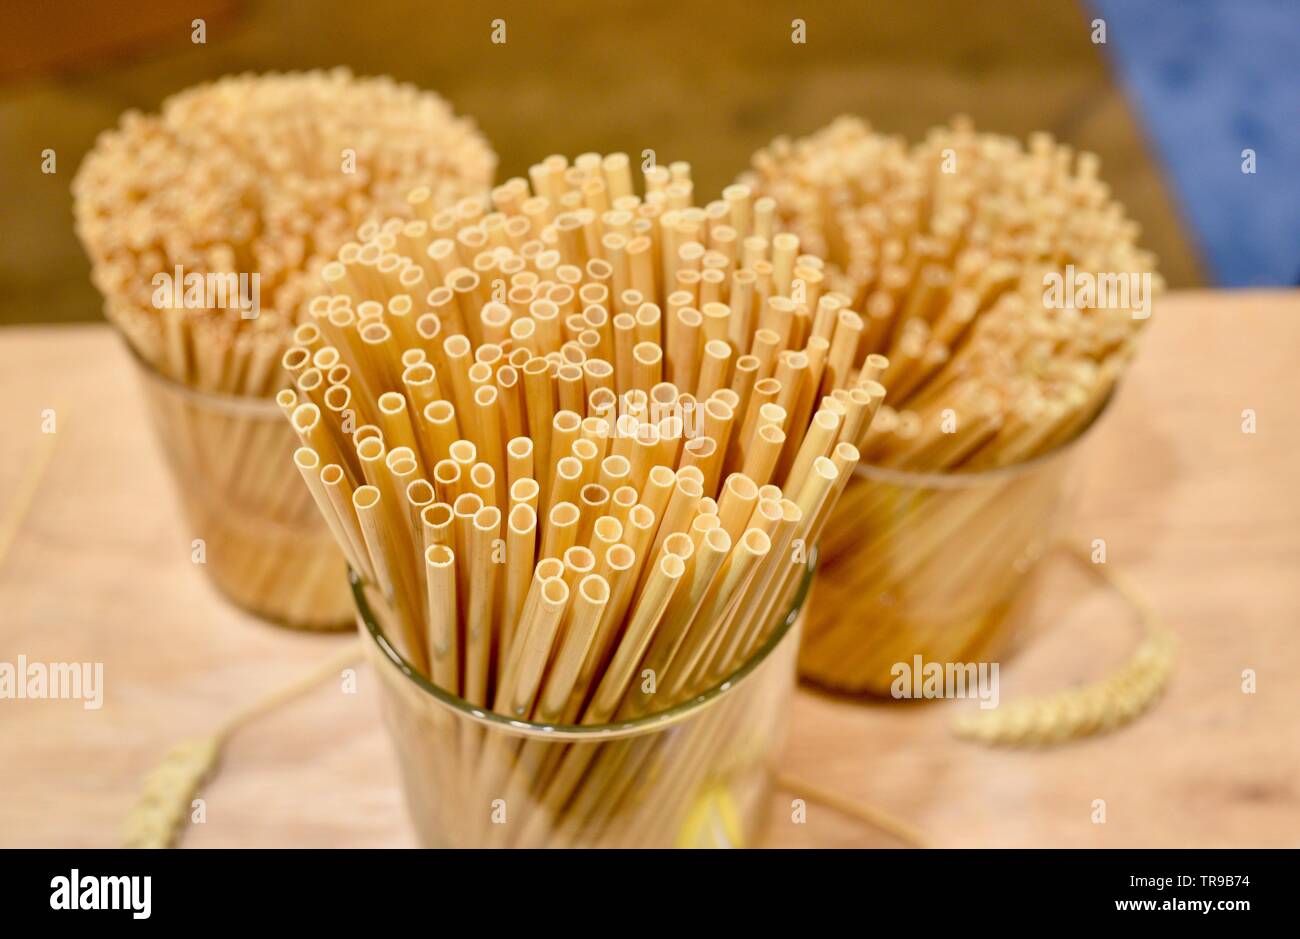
[1090,0,1299,285]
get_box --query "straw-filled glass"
[278,152,882,845]
[743,116,1159,692]
[72,70,496,629]
[357,557,812,848]
[801,430,1095,695]
[132,348,353,628]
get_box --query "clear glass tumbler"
[354,561,812,848]
[800,432,1095,695]
[131,351,352,630]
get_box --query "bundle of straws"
[73,68,496,392]
[741,116,1161,690]
[284,153,888,842]
[72,69,496,627]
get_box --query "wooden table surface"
[1,289,1297,848]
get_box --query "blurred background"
[2,0,1296,328]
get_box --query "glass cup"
[354,559,813,848]
[800,421,1102,696]
[131,350,352,630]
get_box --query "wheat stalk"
[951,541,1175,747]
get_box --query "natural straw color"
[286,153,878,845]
[744,115,1161,692]
[742,114,1158,455]
[72,69,495,629]
[951,541,1175,746]
[74,69,495,392]
[122,535,1171,847]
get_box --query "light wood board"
[1,290,1296,847]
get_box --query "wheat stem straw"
[75,69,496,395]
[285,153,883,844]
[743,116,1160,692]
[73,69,495,628]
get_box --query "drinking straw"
[285,153,885,841]
[743,116,1160,690]
[72,69,496,627]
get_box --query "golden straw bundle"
[286,153,885,843]
[72,69,496,629]
[74,68,496,390]
[742,116,1161,691]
